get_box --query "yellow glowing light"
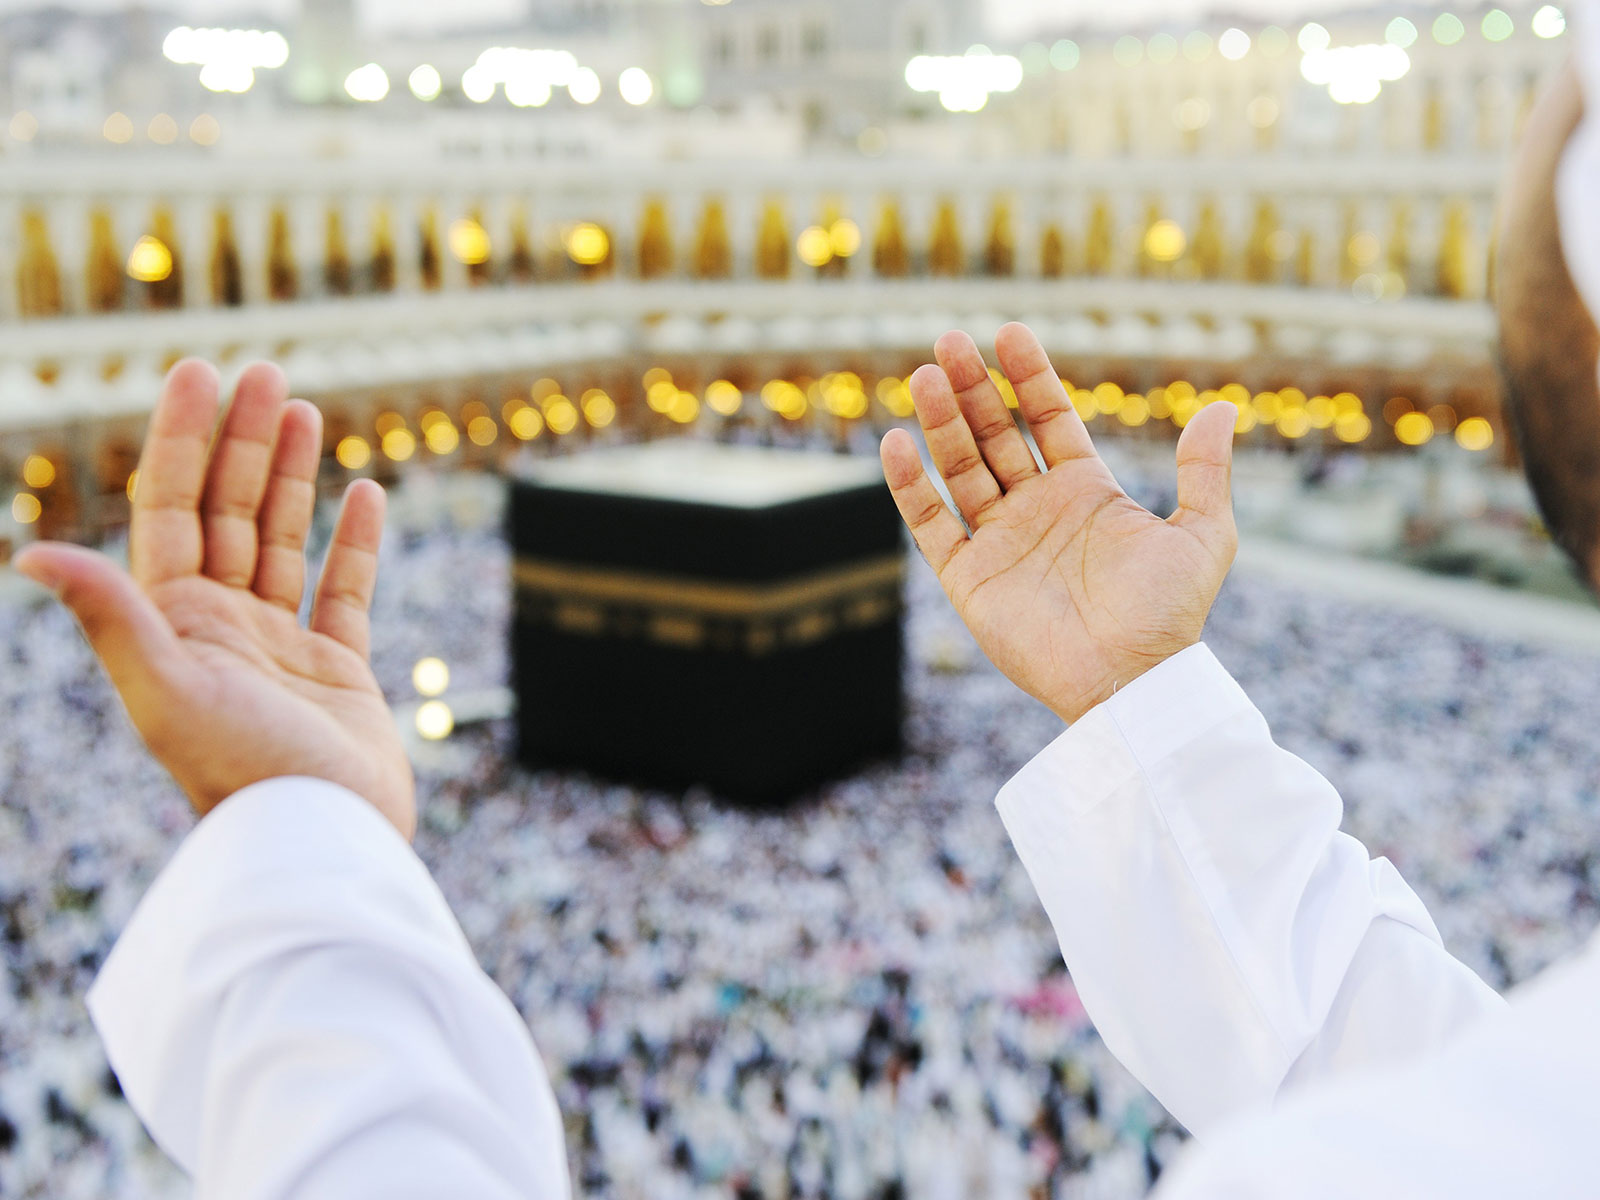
[876,378,915,418]
[509,407,544,440]
[467,416,498,446]
[11,493,41,524]
[667,390,700,424]
[1335,412,1372,443]
[126,470,140,502]
[1305,395,1336,429]
[382,428,417,461]
[761,380,807,418]
[127,236,174,283]
[376,413,407,438]
[1277,409,1311,439]
[829,219,863,258]
[642,366,673,390]
[1234,405,1258,434]
[1144,219,1187,263]
[21,455,55,489]
[424,422,459,455]
[1147,387,1172,420]
[1218,383,1250,407]
[103,112,134,143]
[448,219,491,266]
[336,435,372,469]
[148,113,179,144]
[1455,416,1494,451]
[706,380,743,416]
[1167,380,1197,402]
[1253,391,1282,421]
[1333,392,1364,418]
[1347,232,1381,267]
[531,378,561,403]
[824,378,870,420]
[416,700,455,740]
[1071,388,1096,420]
[1118,394,1151,427]
[418,409,450,432]
[413,657,450,697]
[565,223,610,266]
[797,226,834,268]
[985,368,1018,410]
[1395,411,1434,446]
[647,381,680,413]
[1093,382,1125,415]
[582,389,617,428]
[546,399,580,434]
[1278,386,1307,409]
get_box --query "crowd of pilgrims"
[3,463,1600,1199]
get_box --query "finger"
[1169,401,1238,553]
[252,400,324,613]
[907,362,1004,529]
[311,479,386,659]
[934,329,1041,490]
[130,359,222,589]
[880,429,967,573]
[200,363,290,589]
[994,322,1098,468]
[13,543,186,722]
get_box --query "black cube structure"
[508,442,906,804]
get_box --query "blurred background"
[4,2,1600,1198]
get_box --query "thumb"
[13,543,185,708]
[1170,400,1238,547]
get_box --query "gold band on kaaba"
[513,553,905,656]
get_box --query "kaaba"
[507,441,906,804]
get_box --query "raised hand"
[14,361,416,839]
[880,322,1238,725]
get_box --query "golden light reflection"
[1277,409,1311,438]
[416,700,454,740]
[797,226,833,268]
[1395,411,1434,446]
[424,422,459,455]
[381,428,417,461]
[1335,412,1372,443]
[1119,394,1151,427]
[11,493,41,524]
[126,470,140,502]
[1144,219,1187,263]
[581,389,617,428]
[336,435,372,469]
[1455,417,1494,451]
[509,407,545,440]
[545,398,580,434]
[565,223,610,266]
[412,657,450,697]
[21,455,55,489]
[829,219,863,258]
[667,390,700,424]
[447,218,491,266]
[127,236,174,282]
[467,416,498,446]
[1093,382,1125,415]
[706,380,743,416]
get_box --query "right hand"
[14,360,417,839]
[879,322,1239,725]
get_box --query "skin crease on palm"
[879,321,1240,727]
[13,360,416,840]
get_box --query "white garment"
[87,777,571,1200]
[997,644,1600,1197]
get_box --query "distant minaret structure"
[293,0,359,106]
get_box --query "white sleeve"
[995,643,1505,1137]
[86,776,571,1200]
[1154,931,1600,1199]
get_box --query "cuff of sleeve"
[86,777,466,1167]
[998,643,1258,822]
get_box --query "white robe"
[89,642,1600,1196]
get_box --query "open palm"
[880,323,1238,725]
[15,361,415,839]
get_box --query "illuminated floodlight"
[1532,5,1566,37]
[905,51,1022,113]
[1301,43,1409,104]
[462,65,495,102]
[344,63,390,102]
[619,67,654,105]
[409,64,442,100]
[1297,22,1330,53]
[1384,17,1417,47]
[505,74,552,106]
[1481,9,1513,41]
[200,60,255,93]
[569,66,601,103]
[1218,28,1250,60]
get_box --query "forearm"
[88,778,569,1198]
[996,644,1504,1136]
